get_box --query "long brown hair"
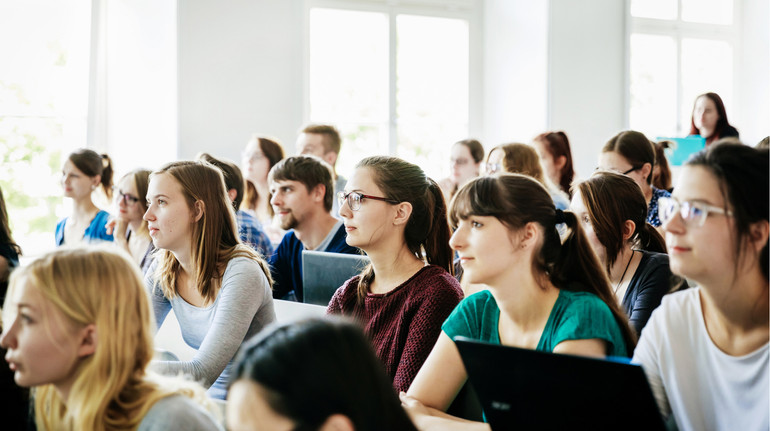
[689,92,734,144]
[576,171,666,273]
[651,141,673,191]
[243,136,285,215]
[450,174,636,355]
[534,131,575,197]
[151,161,272,305]
[0,185,20,256]
[354,156,453,304]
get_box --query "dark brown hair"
[602,131,655,185]
[0,185,21,256]
[68,148,114,199]
[450,174,636,355]
[197,153,244,210]
[576,171,666,273]
[120,169,151,234]
[455,139,485,163]
[651,141,673,191]
[354,156,453,304]
[269,156,335,212]
[244,136,285,215]
[689,92,734,145]
[534,131,575,197]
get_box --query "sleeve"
[268,234,293,299]
[551,295,621,354]
[627,256,671,335]
[144,262,171,330]
[632,306,672,420]
[392,278,463,393]
[55,218,66,246]
[325,278,352,315]
[139,396,223,431]
[152,258,271,388]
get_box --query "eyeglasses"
[595,165,642,175]
[659,197,733,227]
[451,158,471,167]
[241,151,265,163]
[486,162,502,174]
[620,165,642,175]
[113,188,140,206]
[337,191,399,211]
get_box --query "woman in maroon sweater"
[327,155,463,393]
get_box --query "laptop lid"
[301,250,370,306]
[656,136,706,166]
[454,336,665,430]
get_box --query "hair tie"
[554,209,566,224]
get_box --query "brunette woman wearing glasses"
[633,142,769,430]
[328,156,463,393]
[106,169,155,274]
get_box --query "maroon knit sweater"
[327,265,463,393]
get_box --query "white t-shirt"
[633,287,769,431]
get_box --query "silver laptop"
[301,250,370,306]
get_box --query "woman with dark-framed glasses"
[598,130,671,229]
[327,156,463,393]
[106,169,155,274]
[632,142,769,430]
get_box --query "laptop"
[454,337,665,430]
[301,250,370,306]
[656,135,706,166]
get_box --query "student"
[268,156,359,301]
[651,140,673,192]
[107,169,155,274]
[0,185,20,302]
[296,124,347,216]
[571,171,679,335]
[144,161,275,400]
[486,143,570,210]
[599,130,670,229]
[438,139,485,205]
[56,149,114,245]
[227,317,418,431]
[1,247,222,430]
[328,156,463,393]
[633,143,769,430]
[241,135,285,242]
[532,131,576,198]
[689,92,739,146]
[198,153,273,258]
[402,174,635,430]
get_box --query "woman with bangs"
[401,174,635,430]
[1,247,222,431]
[144,161,275,400]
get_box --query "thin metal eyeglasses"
[658,197,733,227]
[595,165,642,175]
[113,188,140,205]
[337,191,399,211]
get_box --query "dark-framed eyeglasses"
[337,191,399,211]
[113,188,140,206]
[659,197,733,228]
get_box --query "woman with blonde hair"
[485,143,570,210]
[1,246,222,430]
[144,161,275,400]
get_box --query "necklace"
[614,250,635,296]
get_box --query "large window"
[628,0,737,138]
[308,2,473,180]
[0,0,92,255]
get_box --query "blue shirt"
[268,222,359,301]
[647,187,671,227]
[236,210,274,257]
[55,210,114,246]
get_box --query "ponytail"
[100,154,114,199]
[637,222,666,253]
[417,179,452,273]
[68,149,114,199]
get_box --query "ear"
[519,221,540,250]
[393,201,413,226]
[312,184,327,204]
[192,200,205,222]
[318,414,355,431]
[324,152,338,169]
[640,163,652,182]
[749,219,770,253]
[622,220,636,241]
[227,188,237,203]
[554,155,567,171]
[91,175,102,188]
[77,324,97,358]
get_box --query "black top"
[621,250,681,336]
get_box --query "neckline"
[365,265,431,298]
[492,289,565,348]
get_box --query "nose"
[662,210,685,237]
[270,192,280,207]
[449,225,466,251]
[338,198,352,219]
[143,205,155,222]
[0,319,18,349]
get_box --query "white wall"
[548,0,627,179]
[177,0,304,163]
[735,0,770,145]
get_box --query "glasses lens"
[659,197,675,223]
[337,192,345,208]
[351,193,362,211]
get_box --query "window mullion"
[388,9,398,155]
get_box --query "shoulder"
[636,251,671,276]
[327,275,362,311]
[652,187,671,199]
[653,286,699,321]
[454,289,495,315]
[224,255,269,283]
[94,210,111,223]
[140,395,222,431]
[414,266,463,297]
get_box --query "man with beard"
[267,156,359,301]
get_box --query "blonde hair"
[151,161,272,305]
[488,143,547,185]
[3,246,214,431]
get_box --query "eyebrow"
[149,194,170,200]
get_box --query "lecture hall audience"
[532,131,576,198]
[689,92,739,146]
[327,156,463,393]
[241,135,286,242]
[438,139,485,205]
[296,124,347,217]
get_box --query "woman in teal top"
[402,174,635,430]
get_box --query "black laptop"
[454,337,666,430]
[301,250,370,306]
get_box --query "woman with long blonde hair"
[1,246,222,430]
[144,161,275,400]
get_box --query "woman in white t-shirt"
[632,142,769,431]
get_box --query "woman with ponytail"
[327,156,463,393]
[571,171,682,335]
[1,247,221,431]
[56,149,115,245]
[402,173,634,430]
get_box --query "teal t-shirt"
[442,289,628,357]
